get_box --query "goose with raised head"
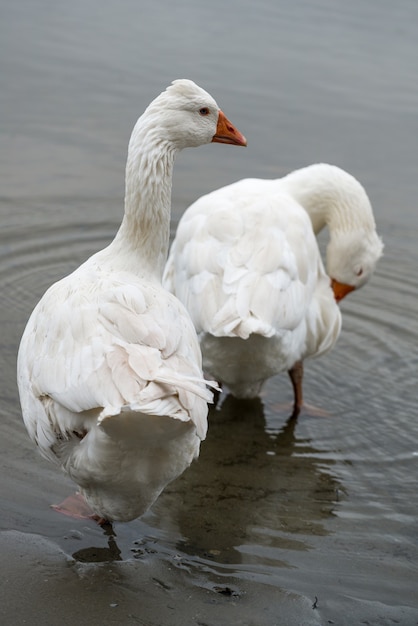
[163,163,383,417]
[17,79,247,523]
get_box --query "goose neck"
[283,164,375,236]
[113,128,177,279]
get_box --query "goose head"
[136,79,247,150]
[327,228,384,302]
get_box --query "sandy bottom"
[0,529,322,626]
[1,527,417,626]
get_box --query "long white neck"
[107,120,177,280]
[281,163,376,235]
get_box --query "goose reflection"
[157,395,342,566]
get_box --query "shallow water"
[1,0,418,624]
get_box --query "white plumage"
[17,79,246,523]
[163,163,383,415]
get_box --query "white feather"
[164,163,383,404]
[17,80,244,522]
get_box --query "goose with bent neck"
[280,164,383,301]
[164,163,383,417]
[17,79,246,523]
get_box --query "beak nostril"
[212,111,246,146]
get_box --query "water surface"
[1,1,418,624]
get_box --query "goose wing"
[18,266,210,462]
[164,187,321,341]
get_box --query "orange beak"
[331,278,356,303]
[212,110,247,146]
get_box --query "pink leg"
[287,360,330,419]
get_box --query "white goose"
[17,79,246,523]
[163,163,383,417]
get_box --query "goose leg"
[288,360,304,419]
[287,360,331,419]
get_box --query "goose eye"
[199,107,210,116]
[356,268,363,277]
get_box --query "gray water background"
[1,1,417,624]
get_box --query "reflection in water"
[71,523,122,563]
[157,395,342,566]
[30,393,344,569]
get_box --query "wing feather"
[18,266,212,457]
[165,192,320,340]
